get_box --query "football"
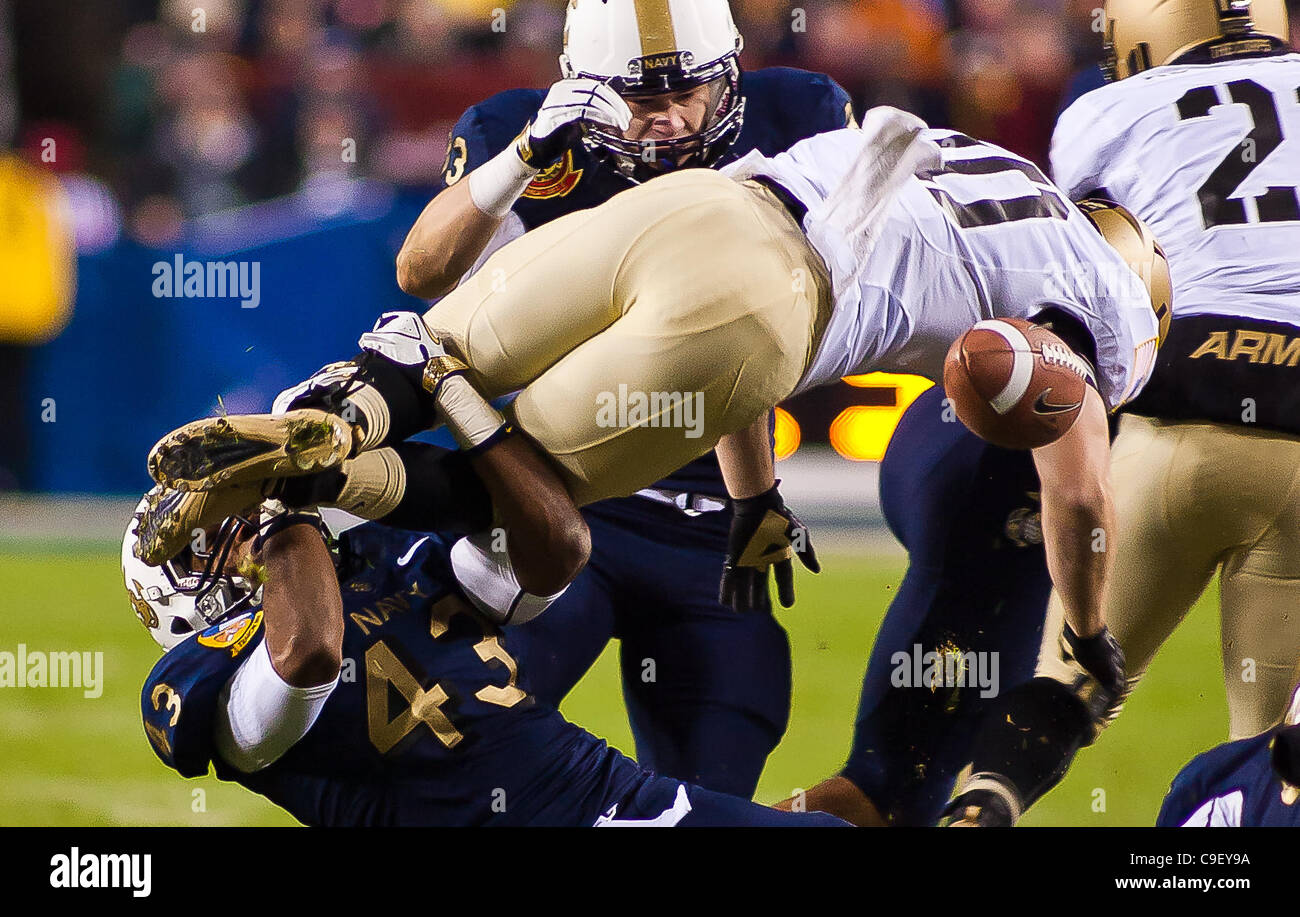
[10,0,1283,851]
[943,317,1091,450]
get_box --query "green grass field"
[0,542,1229,826]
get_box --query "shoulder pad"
[140,611,265,778]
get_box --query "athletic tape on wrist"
[467,143,539,219]
[437,375,507,450]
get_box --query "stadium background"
[1,0,1295,825]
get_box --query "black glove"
[1271,723,1300,788]
[1063,622,1127,725]
[720,481,819,613]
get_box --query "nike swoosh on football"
[1033,389,1082,415]
[396,536,430,567]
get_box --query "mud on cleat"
[147,408,353,492]
[133,482,268,567]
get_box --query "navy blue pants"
[509,498,793,798]
[841,386,1053,825]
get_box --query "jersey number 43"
[365,596,528,755]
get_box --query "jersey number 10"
[922,134,1071,229]
[1176,78,1300,229]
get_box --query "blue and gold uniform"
[435,67,854,797]
[840,386,1052,825]
[140,524,847,826]
[1158,730,1300,827]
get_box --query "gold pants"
[422,168,832,505]
[1037,414,1300,739]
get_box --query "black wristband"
[731,480,783,515]
[254,512,324,552]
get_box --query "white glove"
[521,78,632,168]
[468,78,632,218]
[357,311,447,366]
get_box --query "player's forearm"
[1040,480,1113,636]
[1032,390,1114,637]
[260,521,344,688]
[469,433,590,596]
[396,180,506,299]
[716,412,777,500]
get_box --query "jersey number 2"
[1175,79,1300,228]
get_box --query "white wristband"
[467,143,539,219]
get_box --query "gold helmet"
[1103,0,1290,80]
[1077,198,1173,347]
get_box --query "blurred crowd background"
[8,0,1145,237]
[2,0,1299,493]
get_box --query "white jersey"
[727,127,1161,410]
[1052,53,1300,327]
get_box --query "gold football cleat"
[147,409,353,492]
[134,483,267,567]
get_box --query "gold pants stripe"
[1037,414,1300,739]
[422,169,831,505]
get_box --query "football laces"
[1040,341,1096,386]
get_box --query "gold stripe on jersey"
[632,0,677,57]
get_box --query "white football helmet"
[561,0,746,179]
[123,495,262,651]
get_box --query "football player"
[777,380,1066,826]
[1158,686,1300,827]
[943,0,1300,827]
[126,484,850,826]
[140,112,1166,793]
[390,0,856,797]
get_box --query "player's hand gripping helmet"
[561,0,745,180]
[1102,0,1290,81]
[122,494,263,651]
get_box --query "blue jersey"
[437,67,854,496]
[140,525,645,825]
[140,523,851,827]
[1157,731,1300,827]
